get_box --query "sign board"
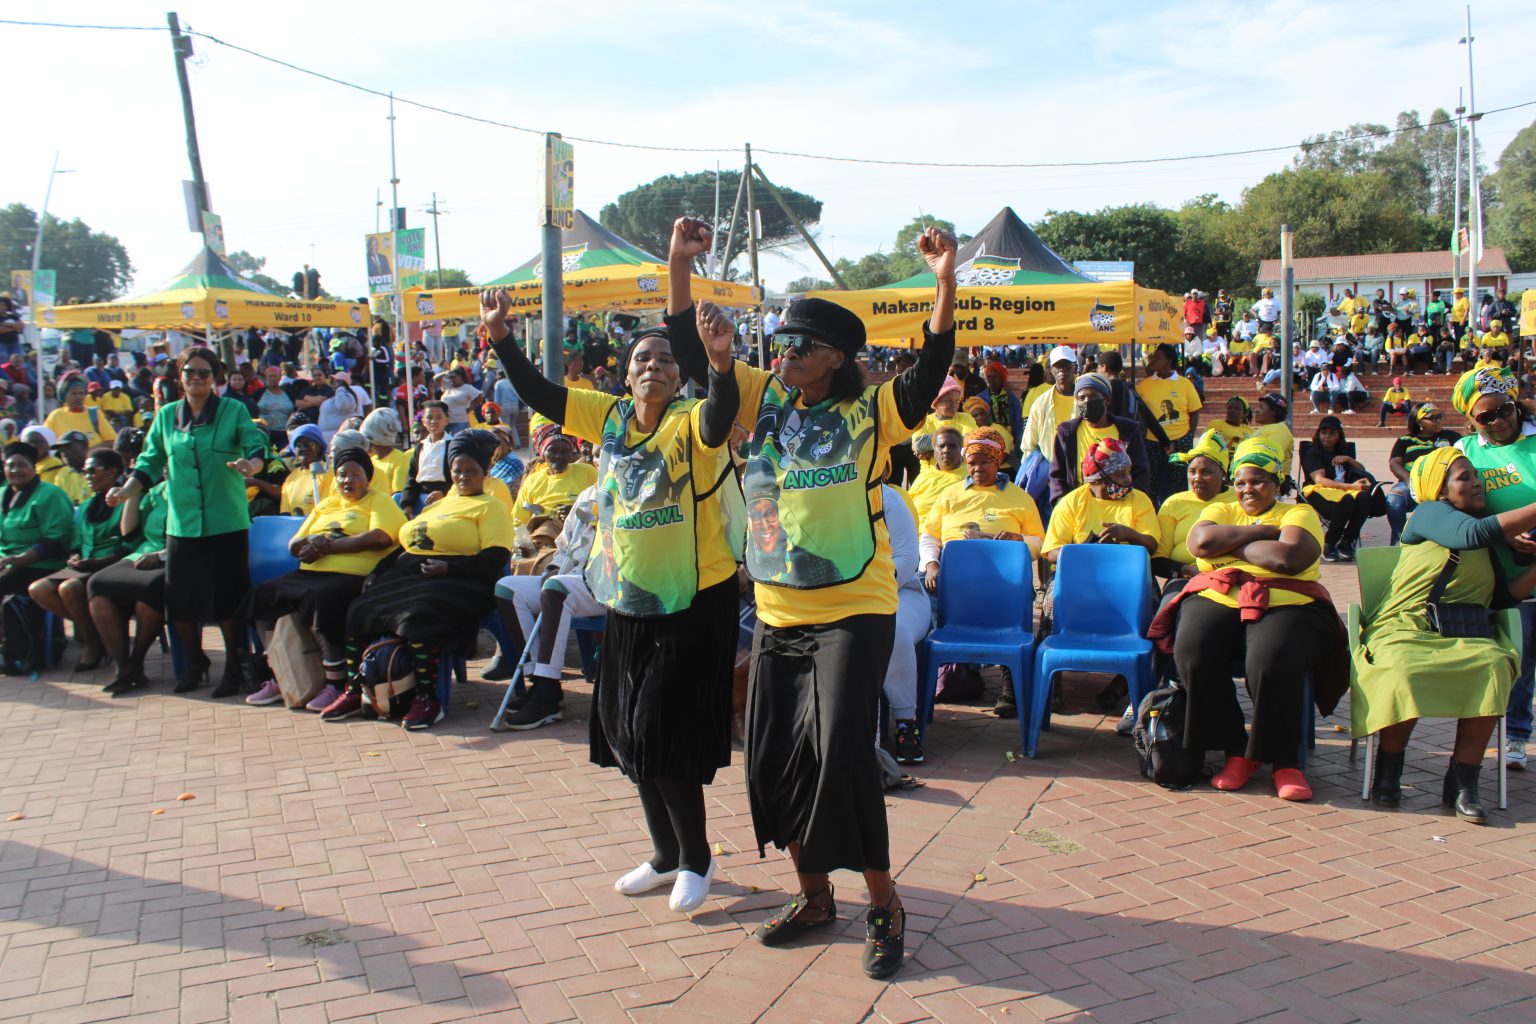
[201,212,226,258]
[394,228,426,292]
[32,270,55,310]
[1073,260,1135,283]
[542,133,574,229]
[365,232,396,295]
[1522,289,1536,338]
[8,270,31,310]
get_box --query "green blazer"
[0,481,77,569]
[132,395,268,539]
[74,499,127,561]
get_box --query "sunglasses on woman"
[1475,401,1516,426]
[772,333,833,357]
[181,367,214,380]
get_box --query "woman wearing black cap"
[482,286,739,915]
[665,217,958,979]
[107,347,269,697]
[239,446,407,711]
[336,428,514,730]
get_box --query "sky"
[4,0,1534,300]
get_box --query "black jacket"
[1048,414,1152,504]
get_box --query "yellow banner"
[41,291,370,331]
[1523,289,1536,338]
[404,268,759,322]
[804,281,1183,348]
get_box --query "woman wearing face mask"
[1048,372,1150,507]
[1150,437,1346,803]
[1041,437,1159,564]
[484,286,740,916]
[1453,366,1536,771]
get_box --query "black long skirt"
[344,554,494,647]
[589,576,737,785]
[240,568,365,647]
[746,612,895,875]
[165,530,249,622]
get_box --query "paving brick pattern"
[2,439,1532,1022]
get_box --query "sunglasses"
[181,367,214,380]
[772,333,833,357]
[1475,401,1516,426]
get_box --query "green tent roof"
[484,210,664,286]
[884,207,1089,288]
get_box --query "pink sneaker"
[245,680,282,706]
[305,684,340,712]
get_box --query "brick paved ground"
[2,440,1533,1023]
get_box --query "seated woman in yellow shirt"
[1155,429,1236,583]
[361,408,411,495]
[908,427,967,522]
[1041,437,1159,564]
[515,426,598,529]
[44,377,117,448]
[963,395,1013,460]
[278,423,333,516]
[919,427,1044,593]
[1210,396,1252,449]
[337,430,516,730]
[919,374,977,443]
[240,446,406,711]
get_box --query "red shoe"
[402,689,444,731]
[320,689,364,723]
[1273,768,1313,801]
[1212,756,1261,791]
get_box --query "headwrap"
[962,427,1008,468]
[1074,372,1112,399]
[986,360,1007,377]
[1081,437,1131,482]
[963,395,991,419]
[1412,402,1441,425]
[1225,394,1250,421]
[1452,366,1518,417]
[931,375,962,408]
[446,428,497,473]
[331,444,374,482]
[360,407,402,446]
[330,429,369,458]
[481,402,501,420]
[911,433,935,456]
[1230,437,1285,479]
[532,422,565,456]
[58,375,86,397]
[1175,428,1230,471]
[4,441,37,466]
[1410,445,1464,504]
[285,423,325,455]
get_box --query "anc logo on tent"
[637,275,659,293]
[180,301,195,319]
[214,299,229,319]
[956,250,1021,287]
[1089,299,1116,333]
[415,293,436,316]
[350,307,363,325]
[532,243,590,278]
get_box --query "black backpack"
[2,596,48,676]
[1132,684,1205,790]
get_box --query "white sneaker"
[614,862,677,896]
[1506,738,1528,770]
[668,859,715,914]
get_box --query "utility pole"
[1453,90,1465,289]
[707,164,721,278]
[424,193,447,288]
[744,144,764,368]
[31,152,71,420]
[1462,7,1482,335]
[167,11,231,365]
[1280,225,1295,423]
[375,188,382,233]
[388,93,413,427]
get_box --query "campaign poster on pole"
[543,134,574,229]
[394,228,427,291]
[8,271,32,310]
[32,271,56,310]
[201,212,226,258]
[365,232,396,295]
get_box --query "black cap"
[777,297,866,356]
[53,430,89,447]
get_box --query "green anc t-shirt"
[1457,426,1536,574]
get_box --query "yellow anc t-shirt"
[93,390,134,419]
[1155,489,1236,566]
[371,448,412,494]
[292,488,407,576]
[1383,386,1409,406]
[907,464,966,522]
[280,465,334,516]
[918,411,977,444]
[401,490,516,557]
[1483,330,1512,349]
[43,406,117,447]
[1250,332,1276,353]
[1193,500,1323,607]
[1210,419,1252,449]
[923,481,1044,546]
[514,461,598,527]
[732,361,915,628]
[1041,485,1159,555]
[1070,421,1120,486]
[1136,373,1202,443]
[560,386,737,611]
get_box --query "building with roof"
[1255,249,1511,307]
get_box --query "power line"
[4,15,1534,169]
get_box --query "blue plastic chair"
[918,540,1037,741]
[248,515,304,585]
[1031,544,1154,759]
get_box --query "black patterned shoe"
[863,900,905,980]
[754,886,836,947]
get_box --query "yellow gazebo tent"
[402,211,759,322]
[806,208,1182,348]
[41,248,370,332]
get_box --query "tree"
[831,252,904,290]
[1487,120,1536,272]
[431,267,474,288]
[225,250,291,295]
[1033,204,1191,292]
[0,203,132,302]
[600,170,823,275]
[784,276,832,293]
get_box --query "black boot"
[211,654,246,698]
[1442,760,1488,825]
[1371,749,1405,807]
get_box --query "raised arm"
[890,228,959,428]
[694,304,741,449]
[667,217,716,388]
[480,288,569,425]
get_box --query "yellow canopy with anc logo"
[807,280,1183,349]
[402,210,759,322]
[41,248,369,332]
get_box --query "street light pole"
[389,93,413,428]
[1280,224,1295,425]
[424,193,446,288]
[1462,6,1482,334]
[31,152,72,421]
